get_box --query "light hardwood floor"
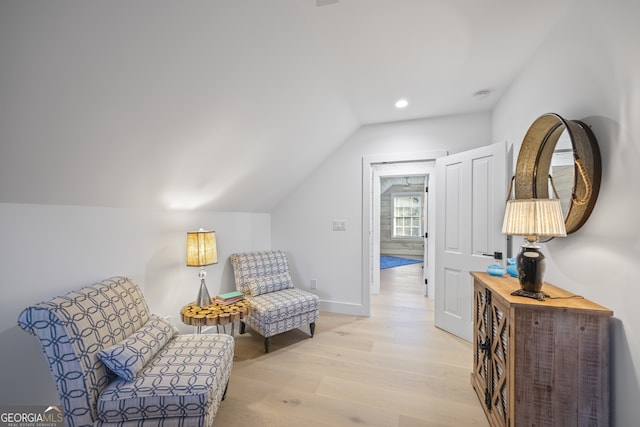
[212,261,489,427]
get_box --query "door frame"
[362,150,447,314]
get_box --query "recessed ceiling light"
[395,99,409,109]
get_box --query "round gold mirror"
[514,113,601,235]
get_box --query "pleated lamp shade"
[502,199,567,238]
[186,230,218,267]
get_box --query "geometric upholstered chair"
[229,250,319,353]
[17,277,234,427]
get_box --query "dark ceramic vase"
[517,246,546,293]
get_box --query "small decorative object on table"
[215,291,245,305]
[506,257,518,277]
[486,264,505,277]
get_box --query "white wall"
[492,0,640,424]
[0,203,270,405]
[272,112,491,315]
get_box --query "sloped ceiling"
[0,0,571,212]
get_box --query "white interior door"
[434,142,507,342]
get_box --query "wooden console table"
[470,272,612,427]
[180,299,250,335]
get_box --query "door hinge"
[425,186,429,193]
[424,232,428,239]
[424,279,428,285]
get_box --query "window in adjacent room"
[392,193,423,239]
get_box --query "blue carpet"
[380,255,422,269]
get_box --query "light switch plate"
[332,220,347,231]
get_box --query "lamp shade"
[502,199,567,238]
[186,230,217,267]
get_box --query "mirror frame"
[514,113,602,235]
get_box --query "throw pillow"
[97,315,176,381]
[247,272,294,296]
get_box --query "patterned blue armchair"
[17,276,234,427]
[230,250,319,353]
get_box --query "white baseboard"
[319,300,369,317]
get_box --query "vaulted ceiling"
[0,0,571,212]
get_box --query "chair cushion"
[97,316,176,381]
[97,334,234,423]
[246,272,294,296]
[248,288,319,324]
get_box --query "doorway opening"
[371,164,432,297]
[362,151,445,309]
[379,175,426,290]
